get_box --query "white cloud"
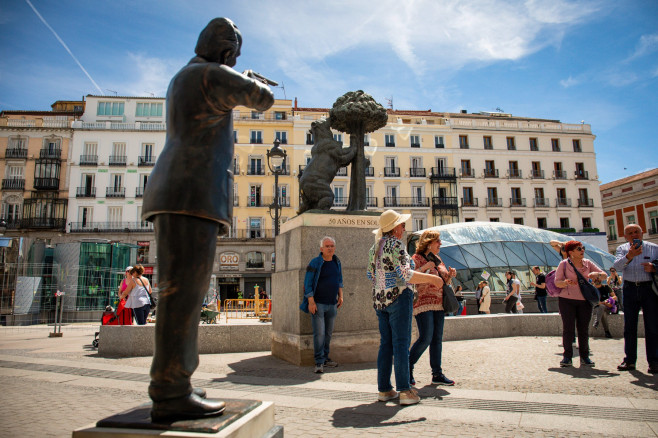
[625,33,658,62]
[115,53,182,97]
[560,76,580,88]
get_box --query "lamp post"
[267,139,287,237]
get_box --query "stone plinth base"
[72,399,282,438]
[272,211,381,366]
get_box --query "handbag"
[137,278,156,308]
[545,270,562,297]
[426,252,459,314]
[567,259,600,305]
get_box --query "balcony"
[409,167,426,177]
[553,170,567,179]
[40,148,61,159]
[79,155,98,166]
[365,167,374,177]
[76,187,96,198]
[333,196,348,207]
[534,198,550,208]
[578,198,594,208]
[430,167,456,180]
[460,168,475,178]
[556,197,571,207]
[461,198,478,207]
[486,198,502,207]
[384,167,400,177]
[2,178,25,190]
[432,197,458,210]
[136,187,145,198]
[108,155,127,166]
[69,221,154,233]
[575,170,589,180]
[510,197,526,207]
[387,197,430,208]
[221,228,274,239]
[385,142,395,147]
[262,196,291,208]
[106,187,126,198]
[336,167,348,176]
[366,197,378,207]
[247,167,265,176]
[21,217,66,230]
[138,155,157,166]
[483,168,499,178]
[246,197,266,207]
[507,169,522,179]
[33,178,60,190]
[530,169,544,179]
[5,148,27,159]
[410,142,421,148]
[250,138,264,144]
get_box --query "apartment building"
[601,168,658,253]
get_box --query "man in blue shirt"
[613,224,658,374]
[300,236,344,373]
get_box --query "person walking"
[554,240,606,367]
[300,236,344,374]
[409,229,456,388]
[120,265,152,326]
[503,272,520,313]
[367,210,444,406]
[478,280,491,314]
[531,266,548,313]
[613,224,658,374]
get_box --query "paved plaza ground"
[0,323,656,437]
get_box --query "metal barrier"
[223,299,271,321]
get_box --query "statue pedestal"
[72,399,282,438]
[272,211,381,366]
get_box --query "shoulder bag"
[137,278,156,308]
[544,269,562,297]
[426,252,459,314]
[567,259,600,305]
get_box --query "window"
[556,188,567,206]
[511,187,522,205]
[485,160,497,177]
[234,130,238,143]
[141,143,154,162]
[275,131,288,144]
[6,165,24,179]
[333,186,346,206]
[575,162,587,179]
[572,139,582,152]
[506,137,516,150]
[487,187,498,206]
[649,211,658,233]
[250,130,263,144]
[578,188,590,206]
[246,251,264,268]
[274,111,286,120]
[461,159,472,177]
[607,219,616,237]
[463,187,474,206]
[560,217,570,228]
[410,135,420,147]
[514,218,524,225]
[306,131,314,145]
[386,185,399,206]
[251,111,263,120]
[364,134,370,146]
[248,218,262,238]
[413,217,425,231]
[111,174,123,190]
[464,218,475,222]
[554,162,565,179]
[508,161,520,178]
[135,102,163,117]
[490,218,500,222]
[435,136,444,148]
[385,134,395,147]
[79,207,93,227]
[626,214,635,225]
[483,136,493,150]
[2,201,21,223]
[97,101,124,116]
[333,133,343,142]
[459,135,469,149]
[531,161,542,178]
[385,157,399,177]
[112,142,126,157]
[529,138,538,151]
[534,187,546,206]
[233,183,239,206]
[249,185,262,206]
[582,217,592,229]
[551,138,560,152]
[412,185,424,204]
[249,157,263,175]
[108,207,122,225]
[537,217,547,228]
[83,142,98,162]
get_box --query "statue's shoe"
[193,387,207,398]
[151,393,225,422]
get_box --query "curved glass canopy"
[408,222,615,292]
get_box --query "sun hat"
[125,266,133,272]
[373,209,411,241]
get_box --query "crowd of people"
[299,211,657,407]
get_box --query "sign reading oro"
[219,252,239,270]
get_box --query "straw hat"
[373,210,411,240]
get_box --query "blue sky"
[1,0,656,184]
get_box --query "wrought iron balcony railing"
[76,187,96,198]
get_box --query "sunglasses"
[575,247,585,251]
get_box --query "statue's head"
[310,118,332,139]
[195,18,242,67]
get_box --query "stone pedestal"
[72,399,282,437]
[271,211,381,366]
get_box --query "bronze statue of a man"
[142,17,274,422]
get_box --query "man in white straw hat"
[367,210,444,406]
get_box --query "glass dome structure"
[408,222,615,292]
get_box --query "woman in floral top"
[409,230,456,387]
[367,210,443,406]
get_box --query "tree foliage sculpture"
[330,90,388,211]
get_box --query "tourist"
[607,267,623,313]
[530,266,548,313]
[453,285,464,316]
[503,271,520,313]
[300,236,344,374]
[409,229,456,388]
[613,224,658,374]
[592,277,616,339]
[121,265,152,326]
[367,210,444,406]
[117,266,133,325]
[478,281,491,314]
[554,240,606,367]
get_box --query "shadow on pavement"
[547,366,619,379]
[628,370,658,391]
[331,402,426,428]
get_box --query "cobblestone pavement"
[0,325,656,437]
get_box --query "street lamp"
[267,139,287,237]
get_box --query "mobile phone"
[633,238,642,248]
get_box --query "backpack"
[545,269,562,297]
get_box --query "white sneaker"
[314,364,324,374]
[377,390,398,402]
[400,389,420,405]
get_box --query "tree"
[329,91,388,211]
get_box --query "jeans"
[536,295,548,313]
[375,288,413,392]
[311,303,337,365]
[409,310,445,376]
[622,282,658,366]
[558,297,592,359]
[505,295,518,313]
[133,304,150,325]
